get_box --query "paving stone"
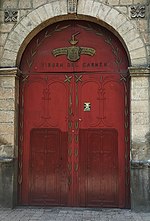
[0,207,150,220]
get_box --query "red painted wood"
[19,20,130,207]
[30,128,64,205]
[79,129,118,207]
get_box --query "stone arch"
[1,0,147,67]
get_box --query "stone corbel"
[130,4,146,18]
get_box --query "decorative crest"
[52,32,96,62]
[4,9,18,22]
[130,4,146,18]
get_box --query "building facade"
[0,0,150,211]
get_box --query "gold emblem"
[52,32,96,62]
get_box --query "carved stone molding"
[4,9,18,22]
[130,4,146,18]
[0,67,20,77]
[68,0,78,14]
[129,67,150,77]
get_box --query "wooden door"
[19,20,130,208]
[77,73,125,207]
[19,74,69,205]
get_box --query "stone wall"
[0,0,150,210]
[0,0,149,67]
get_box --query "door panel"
[77,73,125,207]
[30,128,62,205]
[79,129,118,207]
[20,75,68,205]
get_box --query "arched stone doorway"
[18,20,130,208]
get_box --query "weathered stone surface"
[0,24,14,33]
[120,0,132,4]
[0,47,3,59]
[0,58,16,67]
[131,88,149,100]
[131,139,150,161]
[0,123,14,134]
[131,167,150,211]
[105,8,120,25]
[124,29,140,44]
[132,125,149,140]
[0,76,15,88]
[0,159,15,208]
[84,0,94,16]
[130,47,147,60]
[118,21,134,35]
[131,100,149,113]
[77,0,86,14]
[0,134,14,145]
[133,0,147,3]
[1,0,18,8]
[20,16,37,32]
[108,0,119,5]
[97,4,111,20]
[131,76,148,89]
[13,23,30,40]
[115,6,128,14]
[3,50,17,61]
[36,5,49,22]
[19,9,32,19]
[132,57,147,66]
[44,4,54,19]
[0,111,15,123]
[91,1,101,17]
[0,33,8,46]
[0,99,15,111]
[132,112,149,125]
[4,39,21,53]
[60,0,67,15]
[33,0,47,8]
[128,38,145,51]
[0,87,15,99]
[27,10,42,25]
[51,1,61,16]
[18,0,32,8]
[0,144,14,157]
[8,31,23,45]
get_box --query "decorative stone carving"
[130,4,146,18]
[68,0,78,14]
[4,9,18,22]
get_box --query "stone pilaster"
[0,67,19,208]
[129,66,150,211]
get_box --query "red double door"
[20,72,128,207]
[19,21,130,207]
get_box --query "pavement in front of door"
[0,207,150,221]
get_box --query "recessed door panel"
[30,128,62,205]
[79,129,118,207]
